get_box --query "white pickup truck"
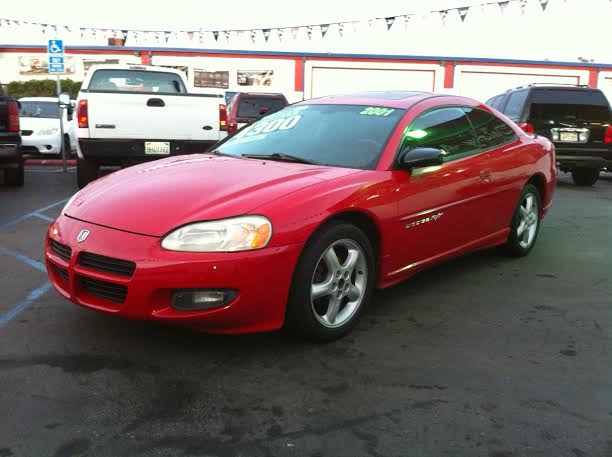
[75,64,227,187]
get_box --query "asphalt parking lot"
[0,167,611,457]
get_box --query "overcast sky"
[3,0,487,30]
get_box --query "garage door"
[309,67,436,98]
[599,74,612,106]
[457,70,581,102]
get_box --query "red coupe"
[46,91,556,341]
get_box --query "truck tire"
[4,161,24,187]
[77,157,98,188]
[571,167,599,186]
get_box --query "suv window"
[529,89,611,122]
[236,96,288,118]
[503,90,528,121]
[400,107,479,161]
[463,108,517,150]
[486,95,503,110]
[88,70,187,94]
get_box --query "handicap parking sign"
[48,40,64,55]
[47,39,65,73]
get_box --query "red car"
[45,91,555,341]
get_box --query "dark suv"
[486,84,612,186]
[226,92,288,134]
[0,85,23,186]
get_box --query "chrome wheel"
[517,193,539,249]
[310,239,367,328]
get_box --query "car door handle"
[479,169,492,182]
[147,98,165,107]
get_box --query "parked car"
[0,85,23,186]
[75,64,228,188]
[227,92,288,133]
[486,84,612,186]
[19,97,77,156]
[46,91,555,341]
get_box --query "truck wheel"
[284,222,376,342]
[4,161,24,187]
[571,167,599,186]
[77,157,99,188]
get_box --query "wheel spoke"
[519,206,527,218]
[311,278,334,300]
[323,247,341,271]
[346,284,361,302]
[524,195,533,213]
[517,220,526,236]
[324,296,342,325]
[342,248,360,272]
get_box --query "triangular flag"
[212,31,219,41]
[385,16,395,30]
[539,0,549,10]
[321,24,330,38]
[499,1,510,13]
[338,22,345,38]
[290,27,299,39]
[458,7,469,21]
[306,26,313,40]
[263,29,271,41]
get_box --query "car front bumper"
[22,134,62,154]
[45,215,303,334]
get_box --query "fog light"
[579,132,588,141]
[46,145,53,150]
[551,132,559,141]
[171,289,237,311]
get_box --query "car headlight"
[161,216,272,252]
[38,127,59,136]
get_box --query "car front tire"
[571,167,599,186]
[77,157,98,188]
[285,222,376,342]
[501,184,541,257]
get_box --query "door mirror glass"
[58,92,70,106]
[399,147,444,170]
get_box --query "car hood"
[66,154,360,236]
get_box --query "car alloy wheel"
[310,239,368,328]
[517,193,539,249]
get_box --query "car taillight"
[517,122,534,134]
[77,99,88,128]
[228,121,237,134]
[604,125,612,144]
[7,100,19,132]
[219,104,228,132]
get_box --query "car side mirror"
[399,147,444,170]
[58,92,70,106]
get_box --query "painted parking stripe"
[0,283,51,328]
[0,244,46,272]
[0,197,69,231]
[32,213,54,222]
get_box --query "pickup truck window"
[88,70,187,94]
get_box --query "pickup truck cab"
[0,85,23,186]
[76,65,227,188]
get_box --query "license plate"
[559,132,578,142]
[144,141,170,155]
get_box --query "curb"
[25,159,77,166]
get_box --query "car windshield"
[19,101,60,119]
[216,104,405,170]
[237,97,287,118]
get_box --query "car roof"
[506,84,597,93]
[19,97,59,102]
[238,92,286,98]
[300,91,452,109]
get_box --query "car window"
[463,108,517,150]
[237,97,288,118]
[88,70,187,94]
[19,101,60,119]
[503,90,528,121]
[216,104,405,170]
[486,95,502,110]
[529,89,611,122]
[400,107,479,161]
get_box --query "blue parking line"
[0,244,46,272]
[0,283,51,328]
[0,197,69,231]
[32,213,54,223]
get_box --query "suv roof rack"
[508,83,591,91]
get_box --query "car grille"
[78,276,127,304]
[54,265,69,282]
[78,252,136,277]
[50,240,72,262]
[21,130,33,136]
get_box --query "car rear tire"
[285,222,376,342]
[4,160,24,187]
[571,167,599,186]
[501,184,541,257]
[77,157,98,188]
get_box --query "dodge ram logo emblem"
[77,229,90,243]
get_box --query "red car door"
[386,106,495,279]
